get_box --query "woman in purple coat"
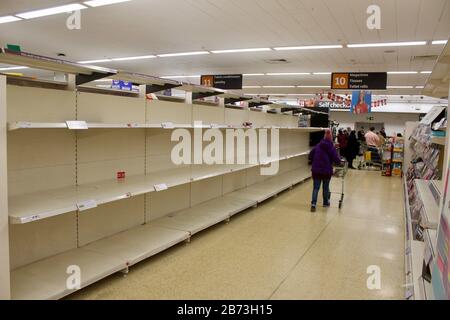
[308,129,341,212]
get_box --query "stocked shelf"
[9,152,310,224]
[414,179,442,229]
[431,136,446,146]
[411,240,425,300]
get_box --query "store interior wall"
[330,111,421,136]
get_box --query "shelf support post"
[0,75,11,299]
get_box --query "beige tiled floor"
[68,169,405,300]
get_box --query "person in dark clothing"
[337,129,348,159]
[309,129,341,212]
[346,130,360,169]
[380,127,387,139]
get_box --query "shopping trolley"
[358,142,382,170]
[331,158,348,209]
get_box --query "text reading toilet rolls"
[176,303,273,318]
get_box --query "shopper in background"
[380,127,387,138]
[337,129,348,159]
[377,131,385,147]
[364,127,380,147]
[346,130,360,169]
[309,129,341,212]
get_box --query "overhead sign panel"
[201,74,243,90]
[331,72,387,90]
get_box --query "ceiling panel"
[0,0,449,94]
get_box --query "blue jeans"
[311,178,330,206]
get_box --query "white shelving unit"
[0,51,322,300]
[414,179,442,229]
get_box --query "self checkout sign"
[331,73,387,90]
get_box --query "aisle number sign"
[201,74,243,90]
[331,72,387,90]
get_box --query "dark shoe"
[324,203,330,208]
[310,205,316,212]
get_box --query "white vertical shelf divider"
[0,74,11,299]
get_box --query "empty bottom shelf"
[153,195,256,235]
[11,248,126,300]
[11,166,310,300]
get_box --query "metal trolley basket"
[331,158,348,209]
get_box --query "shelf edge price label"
[154,183,168,192]
[66,120,88,130]
[77,199,98,212]
[161,122,174,129]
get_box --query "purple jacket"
[309,139,341,179]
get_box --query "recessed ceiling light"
[157,51,210,58]
[266,72,310,76]
[17,4,87,19]
[273,45,343,51]
[243,73,266,76]
[347,41,427,48]
[431,40,448,45]
[111,55,156,61]
[211,48,271,54]
[262,85,296,88]
[0,66,28,71]
[297,85,330,88]
[84,0,132,7]
[0,16,22,24]
[420,71,432,74]
[415,86,425,89]
[78,59,112,64]
[387,71,418,74]
[160,75,200,79]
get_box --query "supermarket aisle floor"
[69,170,405,300]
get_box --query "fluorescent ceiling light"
[161,75,200,79]
[157,51,210,58]
[17,4,87,19]
[0,16,22,24]
[0,66,28,71]
[387,71,418,74]
[111,55,156,61]
[242,86,262,88]
[243,73,265,76]
[297,85,330,88]
[347,41,426,48]
[262,85,296,88]
[84,0,132,7]
[432,40,448,45]
[273,45,343,51]
[415,86,425,89]
[266,72,310,76]
[420,71,432,74]
[387,86,414,89]
[211,48,271,54]
[94,78,113,82]
[78,59,112,64]
[313,72,332,75]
